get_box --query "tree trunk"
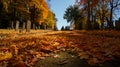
[26,20,31,32]
[109,8,114,29]
[101,14,104,30]
[87,1,91,30]
[11,21,14,29]
[109,0,114,29]
[91,9,94,30]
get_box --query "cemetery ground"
[0,29,120,67]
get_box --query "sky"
[48,0,120,29]
[49,0,75,30]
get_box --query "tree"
[64,6,78,23]
[115,18,120,30]
[61,26,65,30]
[5,0,30,30]
[76,0,99,30]
[64,5,84,30]
[75,0,120,30]
[44,11,55,29]
[30,0,49,25]
[0,0,10,28]
[90,0,110,30]
[105,0,120,29]
[54,18,58,31]
[0,0,56,31]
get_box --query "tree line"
[64,0,120,30]
[0,0,57,32]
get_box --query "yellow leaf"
[10,45,18,55]
[51,42,60,47]
[0,51,12,61]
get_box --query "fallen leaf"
[40,45,52,52]
[39,57,45,60]
[13,61,26,67]
[51,42,60,47]
[0,51,12,61]
[79,54,90,59]
[0,48,9,52]
[10,45,18,55]
[87,58,100,65]
[54,54,60,58]
[40,40,50,46]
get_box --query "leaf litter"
[0,30,120,67]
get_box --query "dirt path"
[34,51,120,67]
[34,52,92,67]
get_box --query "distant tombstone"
[23,22,26,30]
[35,26,37,30]
[15,20,19,31]
[38,26,40,29]
[44,25,46,30]
[33,23,35,29]
[26,20,31,32]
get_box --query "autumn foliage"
[0,30,120,67]
[0,0,56,30]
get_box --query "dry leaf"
[10,45,18,55]
[51,42,60,47]
[39,57,45,60]
[40,40,50,46]
[13,61,26,67]
[87,58,100,65]
[79,54,90,59]
[0,51,12,61]
[54,54,60,58]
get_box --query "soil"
[34,51,91,67]
[34,51,120,67]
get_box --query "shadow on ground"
[34,52,120,67]
[34,52,92,67]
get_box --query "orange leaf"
[51,42,60,47]
[40,45,52,52]
[14,61,26,67]
[87,58,100,65]
[0,47,10,52]
[40,40,50,46]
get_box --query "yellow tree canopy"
[45,10,55,29]
[30,0,49,24]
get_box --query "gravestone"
[26,20,31,32]
[23,22,26,30]
[15,20,19,31]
